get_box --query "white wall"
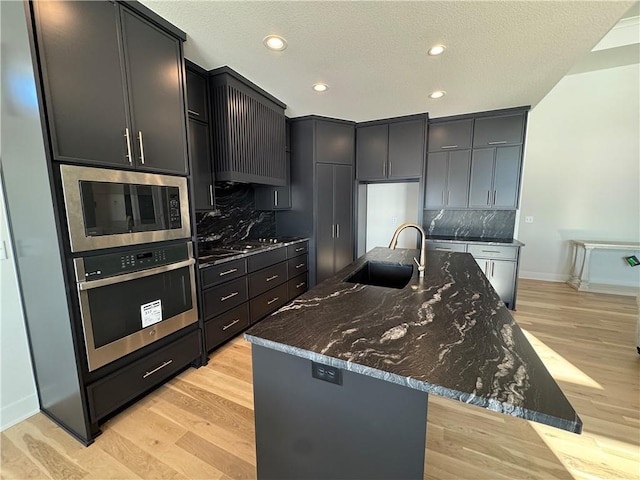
[0,179,39,430]
[365,183,420,251]
[518,63,640,287]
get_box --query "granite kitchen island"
[245,247,582,479]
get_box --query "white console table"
[567,240,640,295]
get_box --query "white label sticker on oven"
[141,300,162,328]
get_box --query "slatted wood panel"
[2,279,639,479]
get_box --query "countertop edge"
[243,334,582,434]
[426,237,525,247]
[198,238,309,268]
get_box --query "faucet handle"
[413,257,420,268]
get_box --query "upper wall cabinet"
[427,119,473,152]
[356,115,426,181]
[31,0,188,175]
[186,66,209,122]
[473,113,525,148]
[209,67,287,186]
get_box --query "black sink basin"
[345,261,414,289]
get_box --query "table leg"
[577,246,594,290]
[567,241,580,288]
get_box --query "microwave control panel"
[168,190,182,229]
[79,242,190,281]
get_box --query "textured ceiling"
[140,1,636,122]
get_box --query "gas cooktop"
[198,237,301,264]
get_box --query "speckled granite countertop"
[245,247,581,434]
[197,238,308,268]
[426,235,525,246]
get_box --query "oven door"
[61,164,191,252]
[76,258,197,372]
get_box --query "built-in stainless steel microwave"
[60,165,191,252]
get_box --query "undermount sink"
[345,261,414,289]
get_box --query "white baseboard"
[519,271,569,283]
[1,394,39,431]
[520,271,639,297]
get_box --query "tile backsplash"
[423,209,516,239]
[196,182,276,243]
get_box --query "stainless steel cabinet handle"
[491,261,495,277]
[274,190,279,207]
[441,145,458,149]
[331,224,335,238]
[222,318,240,331]
[267,297,279,305]
[124,128,133,164]
[296,282,306,289]
[484,261,489,276]
[221,291,239,302]
[447,191,450,205]
[336,224,340,238]
[143,360,172,379]
[383,162,386,177]
[209,184,214,206]
[295,263,305,269]
[486,190,491,206]
[435,247,452,251]
[441,191,445,205]
[493,190,497,205]
[137,131,146,164]
[187,109,200,116]
[219,268,237,277]
[388,161,392,177]
[295,247,305,252]
[482,250,501,253]
[266,275,279,282]
[488,141,507,145]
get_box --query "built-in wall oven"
[60,164,190,252]
[74,241,197,372]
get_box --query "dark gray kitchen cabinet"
[316,164,353,283]
[186,62,215,210]
[469,146,522,209]
[356,116,426,181]
[255,120,292,210]
[276,117,356,286]
[210,67,287,186]
[31,0,188,174]
[424,150,470,208]
[474,258,517,309]
[473,113,525,148]
[428,119,473,152]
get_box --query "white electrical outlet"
[391,216,398,224]
[525,216,534,224]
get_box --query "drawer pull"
[482,250,501,253]
[267,297,279,305]
[435,247,451,251]
[222,318,240,331]
[142,360,173,379]
[488,141,507,145]
[441,145,458,149]
[266,274,279,282]
[219,268,238,277]
[296,282,306,289]
[221,291,239,302]
[187,109,200,116]
[295,263,305,269]
[295,247,305,252]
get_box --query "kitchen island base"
[252,345,428,480]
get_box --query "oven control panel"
[78,242,191,281]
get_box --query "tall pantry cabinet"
[276,117,356,286]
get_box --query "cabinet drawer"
[249,283,288,324]
[249,262,288,298]
[287,241,308,258]
[201,258,247,288]
[473,114,525,147]
[203,277,248,319]
[287,254,309,277]
[428,120,473,152]
[426,241,467,253]
[288,272,308,301]
[248,247,287,272]
[467,244,517,260]
[87,330,201,422]
[204,304,249,351]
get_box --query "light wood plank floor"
[2,279,639,479]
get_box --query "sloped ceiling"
[140,1,637,121]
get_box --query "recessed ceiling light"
[312,83,329,93]
[429,90,446,99]
[263,35,287,51]
[428,44,446,56]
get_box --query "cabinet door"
[315,121,354,165]
[255,186,291,210]
[473,113,524,148]
[428,120,473,152]
[32,0,131,166]
[446,150,471,207]
[468,149,495,208]
[316,164,335,284]
[188,119,214,210]
[388,120,425,179]
[121,8,188,174]
[333,165,353,274]
[356,124,388,181]
[488,260,516,307]
[493,146,521,209]
[186,69,208,121]
[424,152,447,208]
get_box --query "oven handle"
[77,258,195,290]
